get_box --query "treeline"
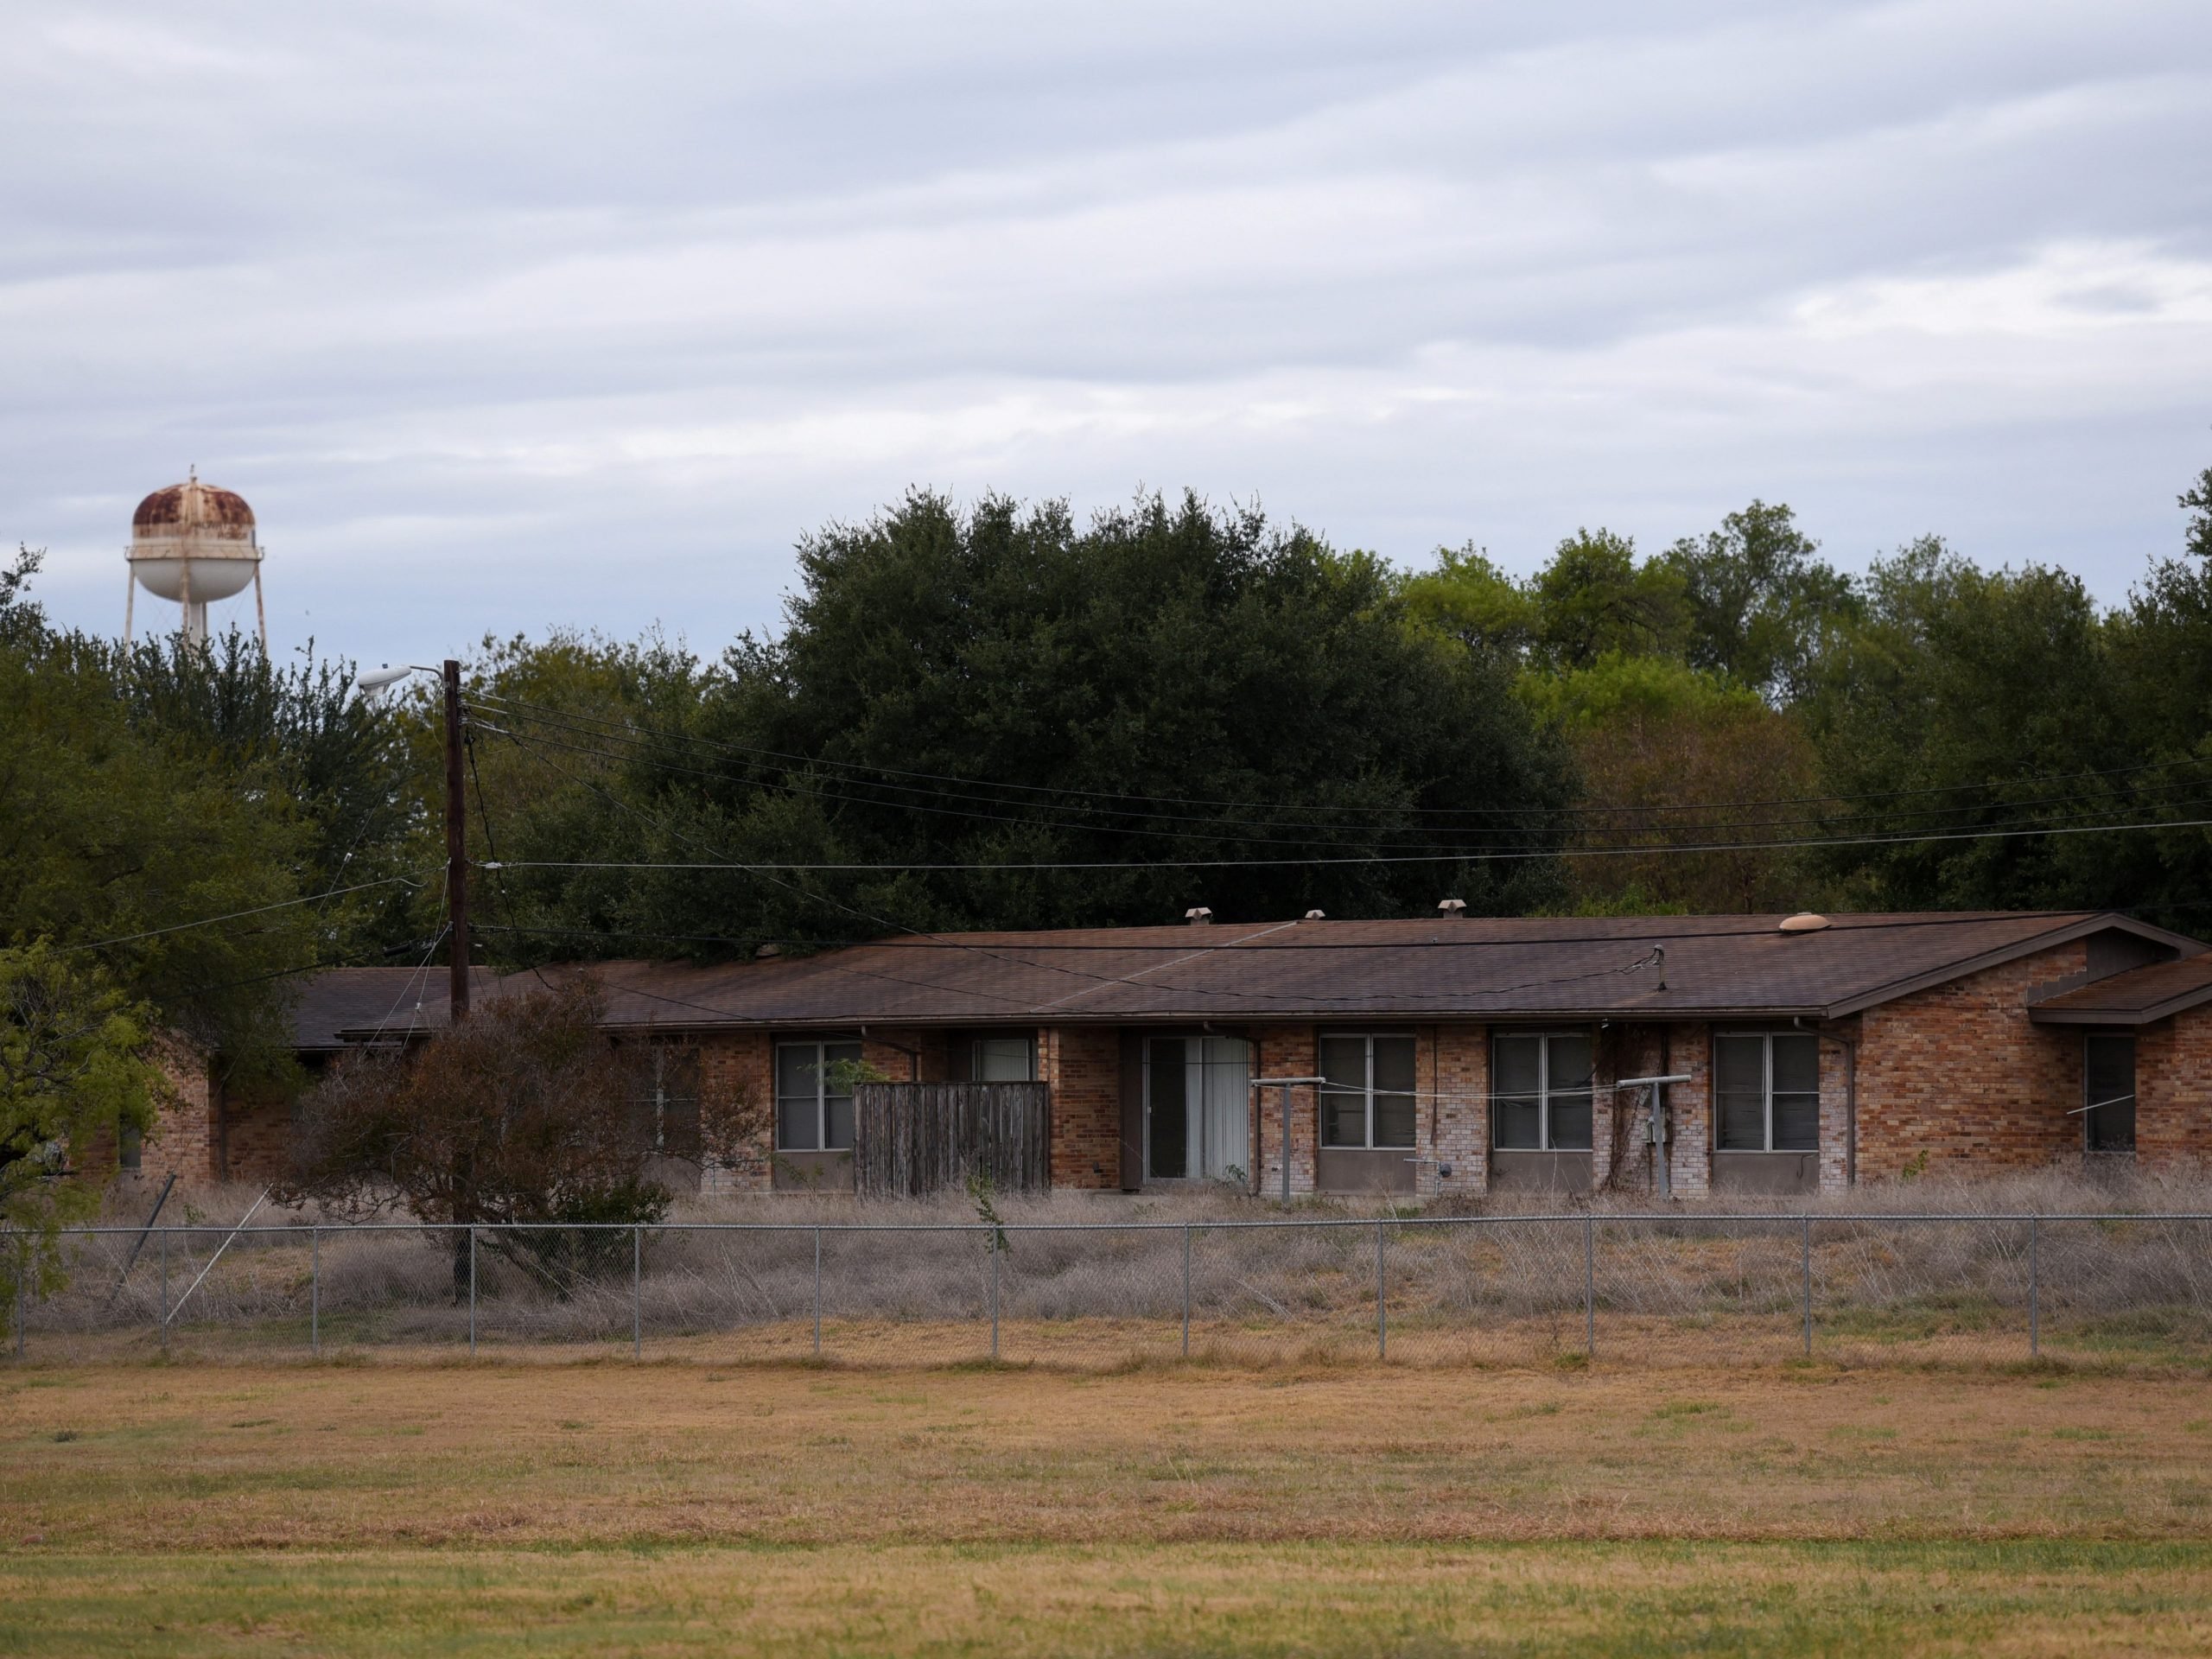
[451,464,2212,961]
[4,461,2211,1075]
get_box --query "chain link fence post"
[467,1227,477,1358]
[13,1252,23,1362]
[159,1227,169,1354]
[632,1225,643,1360]
[310,1226,320,1356]
[1802,1216,1813,1357]
[2030,1215,2040,1357]
[1371,1221,1389,1362]
[1182,1224,1192,1359]
[813,1227,823,1358]
[1584,1212,1595,1358]
[989,1226,1001,1363]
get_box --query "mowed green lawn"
[5,1360,2211,1656]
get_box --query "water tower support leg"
[253,567,267,651]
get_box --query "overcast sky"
[8,1,2211,668]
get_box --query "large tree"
[480,492,1580,950]
[1662,501,1860,703]
[1,944,161,1326]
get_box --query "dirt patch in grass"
[5,1363,2210,1551]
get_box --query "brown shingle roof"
[323,912,2202,1039]
[290,965,500,1049]
[2028,953,2212,1025]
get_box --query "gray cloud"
[5,0,2209,665]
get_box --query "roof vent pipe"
[1779,912,1832,935]
[1438,898,1467,915]
[1185,906,1213,925]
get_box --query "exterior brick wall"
[1042,1025,1121,1188]
[1430,1025,1488,1197]
[1855,944,2088,1179]
[213,1073,300,1185]
[1593,1024,1658,1192]
[2132,1009,2212,1170]
[1663,1024,1713,1198]
[140,1035,217,1186]
[1251,1026,1319,1197]
[696,1030,774,1195]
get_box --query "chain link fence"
[8,1213,2210,1370]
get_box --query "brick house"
[193,909,2212,1198]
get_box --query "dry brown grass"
[7,1361,2211,1551]
[7,1541,2212,1657]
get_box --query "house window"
[1714,1033,1820,1152]
[777,1039,862,1152]
[635,1046,702,1157]
[1319,1034,1417,1149]
[118,1118,143,1172]
[2084,1033,2136,1154]
[971,1034,1036,1083]
[1491,1032,1594,1152]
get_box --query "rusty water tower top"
[124,467,266,647]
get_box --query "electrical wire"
[482,808,2212,873]
[468,687,2212,824]
[473,730,1690,1009]
[62,874,425,953]
[474,696,2212,848]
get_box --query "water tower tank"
[125,469,266,647]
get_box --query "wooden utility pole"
[442,658,469,1020]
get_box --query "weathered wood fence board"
[852,1082,1052,1198]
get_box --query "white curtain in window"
[1196,1036,1249,1179]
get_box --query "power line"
[474,694,2212,846]
[479,726,1656,1007]
[472,911,2152,951]
[483,810,2212,874]
[474,728,2185,1012]
[63,874,424,953]
[468,687,2212,823]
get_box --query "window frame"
[969,1032,1038,1084]
[1712,1030,1821,1154]
[2082,1031,2137,1155]
[1318,1032,1419,1151]
[1489,1029,1596,1153]
[775,1036,863,1154]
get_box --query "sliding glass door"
[1146,1036,1250,1183]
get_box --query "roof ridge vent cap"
[1437,898,1467,914]
[1304,909,1325,920]
[1779,912,1832,935]
[1185,906,1213,925]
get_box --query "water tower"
[124,468,266,648]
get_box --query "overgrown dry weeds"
[6,1362,2210,1551]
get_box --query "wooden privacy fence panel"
[852,1082,1052,1198]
